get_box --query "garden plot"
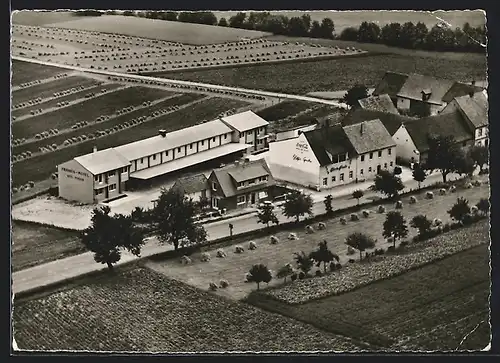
[246,240,490,351]
[13,267,366,352]
[12,97,250,188]
[11,59,69,86]
[12,221,84,272]
[146,183,490,301]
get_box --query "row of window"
[95,183,116,195]
[94,167,128,183]
[322,162,393,186]
[360,148,392,162]
[239,127,265,139]
[237,175,269,188]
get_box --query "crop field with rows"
[146,183,489,301]
[11,59,69,86]
[13,268,367,352]
[12,96,250,186]
[163,53,487,95]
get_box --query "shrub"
[426,191,434,199]
[315,270,323,277]
[200,252,211,262]
[442,223,451,232]
[387,245,396,252]
[409,196,417,204]
[318,222,326,230]
[378,205,386,213]
[298,271,306,280]
[248,241,257,250]
[362,210,370,218]
[270,235,280,244]
[395,200,403,209]
[180,255,192,265]
[219,279,229,288]
[235,245,245,254]
[329,261,337,272]
[209,282,218,291]
[340,217,347,225]
[473,180,482,187]
[216,248,227,258]
[290,273,298,281]
[306,225,315,234]
[335,263,342,270]
[400,240,409,247]
[288,233,298,241]
[350,213,359,221]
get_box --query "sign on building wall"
[61,167,90,182]
[292,141,313,164]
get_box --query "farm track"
[12,86,170,139]
[12,96,249,186]
[13,93,200,156]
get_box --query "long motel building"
[57,111,269,204]
[266,119,396,191]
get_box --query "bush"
[350,213,359,221]
[216,248,227,258]
[270,235,280,244]
[362,210,370,218]
[200,252,211,262]
[290,273,298,281]
[378,205,386,213]
[235,245,245,254]
[298,271,306,280]
[315,270,323,277]
[219,279,229,288]
[462,213,475,225]
[209,282,218,291]
[340,217,347,225]
[306,225,315,234]
[473,180,482,187]
[395,200,403,209]
[288,233,298,241]
[248,241,257,250]
[400,240,409,247]
[426,191,434,199]
[409,196,417,204]
[442,223,451,233]
[329,261,337,272]
[318,222,326,230]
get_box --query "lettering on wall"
[293,154,312,163]
[327,164,349,174]
[61,167,89,182]
[295,142,309,152]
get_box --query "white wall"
[58,159,94,204]
[319,156,355,189]
[393,125,421,163]
[149,153,161,167]
[186,142,197,156]
[198,139,209,152]
[397,97,410,110]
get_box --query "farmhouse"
[357,94,399,114]
[373,72,483,116]
[58,147,131,204]
[341,108,412,137]
[267,119,396,190]
[274,123,318,142]
[58,111,269,204]
[392,110,473,165]
[207,158,276,210]
[440,91,489,147]
[170,174,211,204]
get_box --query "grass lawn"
[12,221,84,272]
[13,267,367,352]
[45,15,272,45]
[12,86,171,139]
[145,183,489,301]
[160,53,487,95]
[11,60,68,86]
[246,241,490,351]
[12,75,101,105]
[13,93,200,156]
[12,83,121,119]
[12,97,250,185]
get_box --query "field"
[246,240,490,351]
[160,53,487,95]
[13,267,366,352]
[11,60,68,86]
[12,96,251,186]
[145,182,489,301]
[12,221,84,272]
[12,11,79,26]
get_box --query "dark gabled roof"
[397,74,455,105]
[403,110,473,153]
[341,108,412,136]
[303,125,355,166]
[372,71,409,97]
[442,82,485,103]
[343,119,396,155]
[170,174,209,195]
[357,94,399,114]
[228,163,269,183]
[454,92,489,128]
[211,159,275,198]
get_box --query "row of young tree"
[339,21,486,53]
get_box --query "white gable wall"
[393,125,421,164]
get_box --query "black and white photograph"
[10,8,491,353]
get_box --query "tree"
[288,16,309,37]
[383,211,409,248]
[399,21,417,48]
[448,197,471,224]
[424,135,462,183]
[164,11,178,21]
[469,144,489,172]
[195,195,210,213]
[345,232,376,260]
[229,12,246,28]
[412,165,427,189]
[340,27,358,41]
[414,22,429,48]
[370,170,405,199]
[324,194,333,214]
[476,198,490,215]
[80,206,145,270]
[257,203,279,228]
[357,21,380,43]
[410,214,432,237]
[150,188,207,251]
[342,84,369,108]
[352,189,364,206]
[455,151,476,177]
[380,23,402,47]
[247,264,272,290]
[309,20,322,38]
[319,18,335,39]
[218,17,228,27]
[282,191,313,223]
[276,263,294,283]
[123,10,135,17]
[293,251,314,274]
[310,240,339,273]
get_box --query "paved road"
[12,56,349,109]
[12,169,460,296]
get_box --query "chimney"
[158,129,167,137]
[93,146,97,153]
[360,122,364,135]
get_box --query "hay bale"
[473,180,482,187]
[219,279,229,288]
[270,235,280,244]
[340,217,347,225]
[248,241,257,250]
[433,218,443,227]
[347,246,356,255]
[378,205,386,213]
[426,191,434,199]
[209,282,218,291]
[318,222,326,230]
[450,185,457,193]
[409,196,417,204]
[439,188,447,195]
[200,252,211,262]
[465,182,473,189]
[471,205,479,214]
[287,233,298,241]
[216,248,227,258]
[362,210,370,218]
[180,255,192,265]
[234,245,245,254]
[395,200,403,209]
[244,272,252,282]
[350,213,359,221]
[306,225,315,234]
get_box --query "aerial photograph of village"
[10,9,491,353]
